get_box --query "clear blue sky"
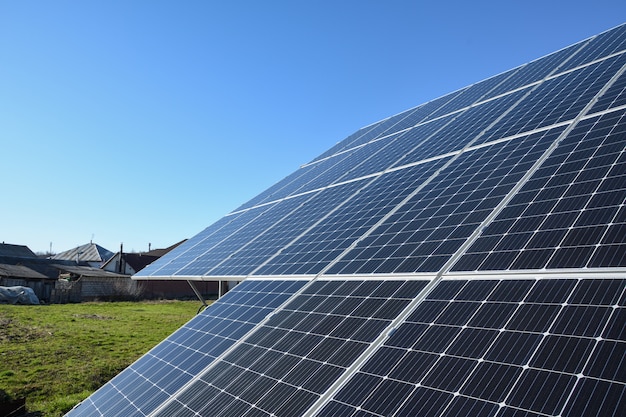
[1,1,624,254]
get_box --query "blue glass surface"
[317,278,626,417]
[151,280,428,417]
[330,127,563,275]
[455,109,626,271]
[256,159,447,276]
[66,280,306,417]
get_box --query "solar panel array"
[68,24,626,417]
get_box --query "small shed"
[53,264,136,300]
[0,263,52,302]
[0,243,58,302]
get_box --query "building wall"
[79,277,141,300]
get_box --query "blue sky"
[1,1,624,254]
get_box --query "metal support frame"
[186,280,208,313]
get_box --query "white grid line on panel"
[145,279,320,417]
[298,45,625,176]
[311,277,625,417]
[442,61,626,276]
[303,44,625,416]
[314,43,589,281]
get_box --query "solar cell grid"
[590,69,626,113]
[483,42,582,99]
[307,75,522,173]
[425,74,511,120]
[310,122,382,164]
[309,109,433,168]
[66,280,306,417]
[135,211,248,277]
[394,90,526,167]
[151,280,428,417]
[295,147,386,194]
[559,23,626,72]
[255,151,368,207]
[205,180,366,276]
[174,197,313,277]
[379,96,456,134]
[329,127,562,275]
[316,277,626,417]
[254,159,447,276]
[293,94,531,201]
[479,53,626,145]
[341,89,476,153]
[454,109,626,272]
[233,162,323,212]
[338,118,450,182]
[342,110,419,150]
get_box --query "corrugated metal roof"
[52,243,114,263]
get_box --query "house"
[0,240,218,302]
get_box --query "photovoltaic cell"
[454,109,626,271]
[483,42,582,99]
[394,90,527,167]
[152,280,428,417]
[311,98,448,164]
[136,210,249,277]
[478,53,626,145]
[590,69,626,113]
[241,152,358,208]
[254,159,447,276]
[337,118,451,182]
[174,196,315,277]
[558,23,626,72]
[309,122,382,164]
[424,70,514,121]
[317,278,626,417]
[66,280,306,417]
[328,127,564,274]
[203,180,365,276]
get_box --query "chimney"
[119,243,124,274]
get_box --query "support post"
[187,280,208,313]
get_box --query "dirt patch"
[72,314,113,320]
[0,318,50,343]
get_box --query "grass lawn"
[0,300,203,416]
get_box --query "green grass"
[0,300,203,416]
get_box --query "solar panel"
[316,278,626,417]
[454,110,626,271]
[65,280,307,416]
[71,23,626,417]
[151,280,429,416]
